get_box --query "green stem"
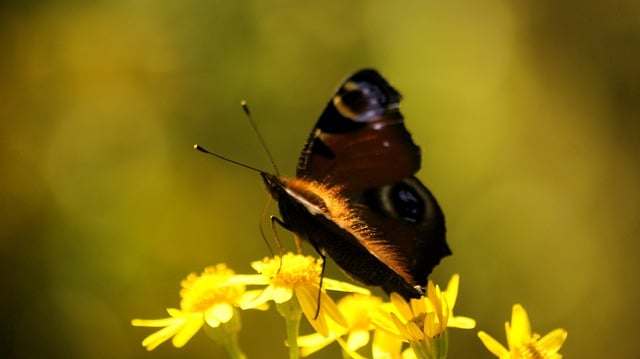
[411,330,449,359]
[285,312,301,359]
[204,309,247,359]
[276,296,303,359]
[410,341,430,359]
[220,332,246,359]
[438,330,449,359]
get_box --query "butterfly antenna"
[193,144,264,174]
[241,100,280,176]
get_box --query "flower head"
[232,253,369,337]
[478,304,567,359]
[372,274,475,359]
[297,293,383,356]
[131,264,262,351]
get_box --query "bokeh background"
[2,1,639,358]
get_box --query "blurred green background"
[2,0,639,358]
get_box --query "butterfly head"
[261,172,285,201]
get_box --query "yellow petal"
[322,278,371,294]
[405,321,424,342]
[423,311,442,338]
[401,347,418,359]
[447,316,476,329]
[297,285,329,337]
[372,308,401,336]
[205,303,233,326]
[237,290,270,311]
[346,329,370,351]
[166,307,184,317]
[171,315,204,348]
[390,312,409,337]
[241,286,281,309]
[239,289,266,308]
[372,330,404,359]
[478,331,509,357]
[131,317,178,328]
[538,328,568,353]
[439,295,450,329]
[271,285,294,303]
[140,321,183,351]
[250,260,266,273]
[509,304,531,346]
[444,274,459,309]
[410,297,426,317]
[227,274,269,285]
[319,291,348,328]
[298,333,336,357]
[390,293,413,321]
[335,336,370,359]
[298,285,349,329]
[298,332,337,345]
[427,282,444,324]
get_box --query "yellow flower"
[231,253,370,337]
[131,264,263,351]
[478,304,568,359]
[372,274,475,359]
[297,293,383,357]
[440,274,479,329]
[371,329,411,359]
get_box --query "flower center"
[412,312,427,329]
[516,341,547,359]
[179,264,244,312]
[255,253,322,288]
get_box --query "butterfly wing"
[296,69,450,289]
[297,69,421,190]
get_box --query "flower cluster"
[478,304,568,359]
[132,255,566,358]
[370,275,476,359]
[132,253,369,358]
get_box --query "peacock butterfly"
[260,69,450,299]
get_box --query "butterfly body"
[261,69,450,299]
[262,173,424,299]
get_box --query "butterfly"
[260,69,450,299]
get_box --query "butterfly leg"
[270,215,290,255]
[293,235,304,254]
[304,240,328,320]
[314,252,327,319]
[258,220,277,258]
[257,198,278,258]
